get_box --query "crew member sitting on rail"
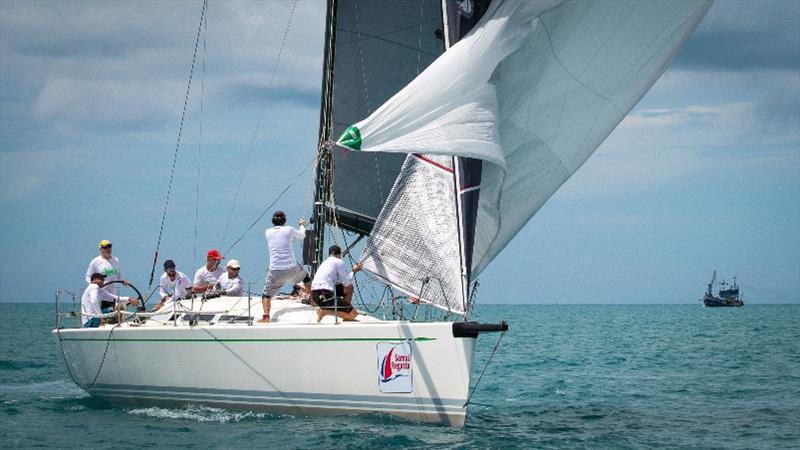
[81,272,138,327]
[154,259,191,311]
[310,245,362,322]
[214,259,243,296]
[193,249,224,293]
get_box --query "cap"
[90,272,107,280]
[207,249,223,260]
[226,259,240,269]
[163,259,176,270]
[98,239,112,248]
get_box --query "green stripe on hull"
[59,337,437,343]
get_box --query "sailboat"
[53,0,712,426]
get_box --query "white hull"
[54,297,477,426]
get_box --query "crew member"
[193,249,224,293]
[81,272,138,327]
[310,245,362,322]
[85,239,127,295]
[259,211,308,323]
[214,259,244,296]
[154,259,191,311]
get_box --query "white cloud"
[0,148,80,201]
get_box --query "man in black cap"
[81,272,138,327]
[154,259,192,311]
[259,210,308,322]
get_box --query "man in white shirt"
[214,259,244,296]
[310,245,362,322]
[259,211,309,323]
[154,259,191,311]
[81,272,138,327]
[85,239,127,295]
[193,249,224,293]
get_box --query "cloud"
[33,78,183,129]
[672,0,800,72]
[0,148,75,201]
[556,94,799,200]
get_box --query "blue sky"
[1,0,798,304]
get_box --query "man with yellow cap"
[85,239,127,295]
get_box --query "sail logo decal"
[377,342,413,393]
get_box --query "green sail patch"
[338,126,362,151]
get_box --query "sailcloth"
[341,0,712,312]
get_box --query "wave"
[126,405,278,423]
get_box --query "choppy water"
[1,303,798,449]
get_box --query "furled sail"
[320,0,446,235]
[342,0,712,313]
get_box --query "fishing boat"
[53,0,712,426]
[702,271,744,307]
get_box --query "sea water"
[1,303,798,449]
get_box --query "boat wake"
[126,405,281,423]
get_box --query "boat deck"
[58,294,383,330]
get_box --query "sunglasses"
[229,267,240,270]
[101,245,112,249]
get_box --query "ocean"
[1,303,798,449]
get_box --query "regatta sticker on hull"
[377,342,413,393]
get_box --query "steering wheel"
[102,280,147,312]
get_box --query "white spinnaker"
[360,154,466,315]
[341,0,712,277]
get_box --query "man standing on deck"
[258,211,308,323]
[85,239,127,295]
[214,259,244,296]
[154,259,191,311]
[193,249,225,293]
[81,272,138,327]
[310,245,362,322]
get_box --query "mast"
[312,0,338,277]
[442,0,493,316]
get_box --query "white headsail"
[339,0,713,313]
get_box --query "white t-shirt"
[159,271,191,300]
[194,265,224,287]
[311,256,354,291]
[81,284,131,324]
[266,225,305,270]
[216,273,243,296]
[85,255,122,294]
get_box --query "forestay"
[341,0,712,313]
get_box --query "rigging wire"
[222,153,318,257]
[194,5,208,268]
[464,328,507,407]
[219,0,299,249]
[148,0,208,290]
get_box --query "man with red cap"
[193,249,225,293]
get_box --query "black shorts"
[310,288,353,313]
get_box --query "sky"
[0,0,798,305]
